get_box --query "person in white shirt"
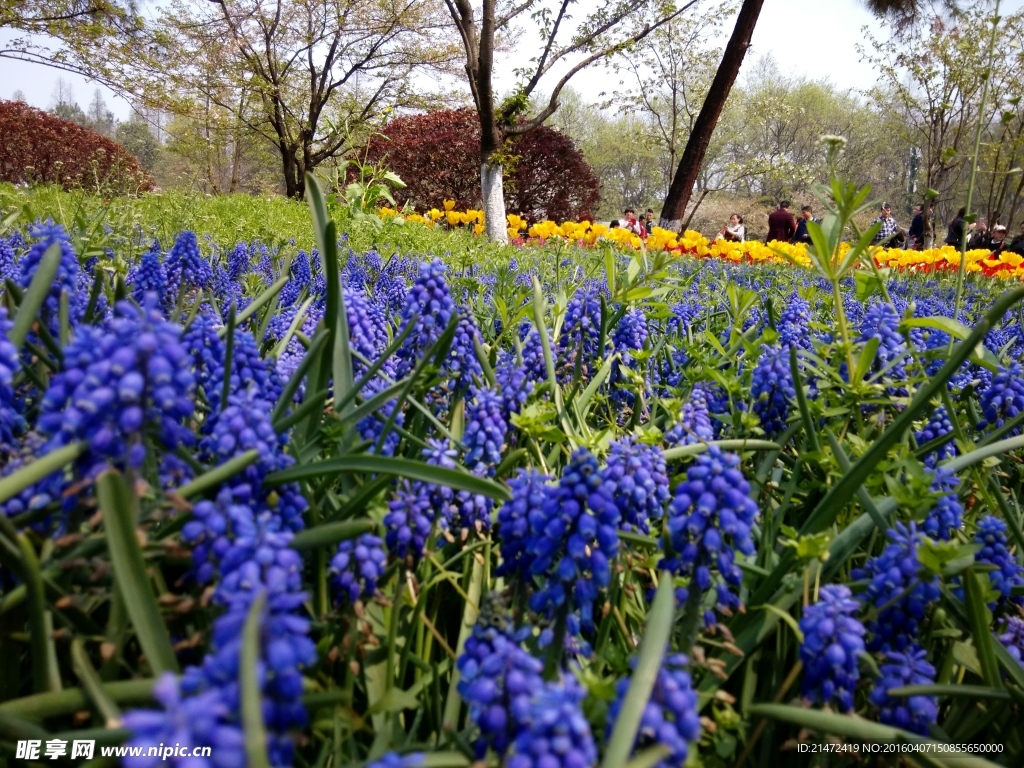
[718,213,745,242]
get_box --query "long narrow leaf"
[174,449,259,500]
[225,274,290,333]
[0,442,85,505]
[96,471,179,675]
[10,242,62,349]
[798,286,1024,538]
[241,591,271,768]
[290,520,377,552]
[600,574,675,768]
[264,455,511,501]
[962,569,1002,688]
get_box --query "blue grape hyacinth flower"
[922,467,963,541]
[600,436,669,533]
[660,446,759,624]
[37,297,196,475]
[496,469,550,578]
[131,241,168,307]
[751,343,796,437]
[978,363,1024,433]
[798,585,866,712]
[972,515,1024,605]
[17,221,81,324]
[330,533,386,604]
[525,449,620,632]
[0,308,25,454]
[852,523,940,652]
[606,653,701,768]
[915,406,957,466]
[164,230,212,292]
[457,617,544,759]
[869,645,938,736]
[999,617,1024,666]
[505,674,597,768]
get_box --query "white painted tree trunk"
[659,218,683,232]
[481,161,509,244]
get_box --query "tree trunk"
[282,149,300,199]
[481,160,508,244]
[659,0,764,230]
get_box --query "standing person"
[791,205,815,244]
[766,201,796,243]
[944,207,968,248]
[870,202,903,245]
[717,214,745,242]
[907,204,924,249]
[645,209,655,234]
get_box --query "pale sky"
[2,0,1020,120]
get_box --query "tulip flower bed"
[2,176,1024,768]
[382,203,1024,281]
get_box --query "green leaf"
[96,471,179,675]
[663,440,781,461]
[940,435,1024,474]
[0,442,85,505]
[367,686,420,715]
[0,710,50,742]
[241,591,271,768]
[755,603,804,642]
[174,450,260,501]
[226,274,290,332]
[962,569,1002,688]
[71,638,120,725]
[0,679,157,721]
[264,455,511,501]
[290,519,377,552]
[852,336,880,385]
[576,352,618,417]
[306,172,339,343]
[0,516,60,693]
[10,242,62,350]
[790,346,819,453]
[885,684,1011,701]
[600,573,675,768]
[855,268,888,301]
[621,745,672,768]
[798,287,1024,539]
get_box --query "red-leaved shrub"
[0,100,152,194]
[361,108,601,222]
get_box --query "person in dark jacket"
[1009,223,1024,254]
[908,204,924,248]
[791,205,815,243]
[967,220,990,250]
[766,201,796,243]
[945,207,967,248]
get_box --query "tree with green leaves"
[445,0,698,242]
[115,116,161,173]
[603,2,733,190]
[859,0,1022,243]
[0,0,138,75]
[79,0,457,199]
